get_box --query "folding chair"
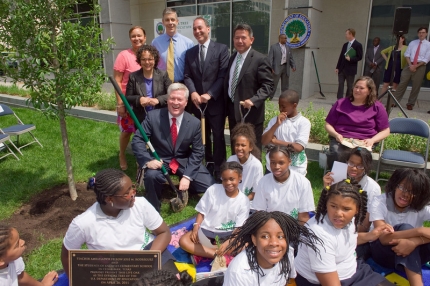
[375,118,430,182]
[0,104,43,152]
[0,130,20,160]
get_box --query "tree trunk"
[57,100,78,200]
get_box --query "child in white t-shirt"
[252,145,314,224]
[262,90,311,175]
[0,225,58,286]
[179,161,250,259]
[294,180,394,286]
[369,168,430,285]
[323,147,381,232]
[223,211,321,286]
[227,123,263,201]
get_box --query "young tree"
[285,20,306,43]
[0,0,113,199]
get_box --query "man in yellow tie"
[152,8,194,83]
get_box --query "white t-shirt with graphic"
[370,193,430,227]
[0,257,24,286]
[227,154,263,196]
[264,113,311,175]
[196,184,250,232]
[223,248,296,286]
[63,197,162,250]
[295,216,358,284]
[252,171,314,218]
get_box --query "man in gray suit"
[268,34,296,99]
[364,37,384,94]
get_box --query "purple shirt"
[326,98,389,140]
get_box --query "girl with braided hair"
[252,145,314,224]
[227,122,263,201]
[133,270,192,286]
[0,225,58,285]
[323,147,381,231]
[61,169,175,279]
[369,168,430,286]
[223,211,322,286]
[295,180,395,286]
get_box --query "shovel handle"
[201,117,206,145]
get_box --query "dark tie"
[169,118,179,173]
[200,45,205,72]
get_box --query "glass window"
[174,5,197,17]
[167,0,196,7]
[232,0,271,54]
[198,3,231,50]
[369,0,430,88]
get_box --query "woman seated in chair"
[60,169,175,278]
[325,76,390,169]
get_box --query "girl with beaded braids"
[369,168,430,286]
[252,145,314,224]
[0,224,58,285]
[61,169,175,279]
[295,180,395,286]
[323,147,381,231]
[223,211,322,286]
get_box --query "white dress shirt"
[405,39,430,64]
[228,46,252,97]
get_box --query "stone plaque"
[69,250,161,286]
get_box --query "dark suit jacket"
[364,45,384,74]
[184,40,229,116]
[268,42,296,76]
[125,68,172,123]
[336,40,363,75]
[131,108,204,180]
[224,49,273,124]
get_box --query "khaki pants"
[394,64,426,106]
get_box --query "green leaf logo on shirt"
[140,232,150,249]
[290,208,299,219]
[216,220,236,231]
[243,187,253,196]
[291,150,306,166]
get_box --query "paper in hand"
[331,161,348,184]
[197,228,217,249]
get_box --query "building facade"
[100,0,430,99]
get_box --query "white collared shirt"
[405,39,430,64]
[199,39,210,61]
[168,112,184,133]
[279,42,287,64]
[228,46,252,97]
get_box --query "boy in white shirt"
[262,89,311,175]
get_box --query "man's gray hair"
[168,83,189,100]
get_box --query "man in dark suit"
[184,17,229,180]
[364,37,384,95]
[268,34,296,99]
[224,24,273,151]
[335,28,363,99]
[132,83,215,212]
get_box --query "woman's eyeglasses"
[397,184,413,195]
[112,185,137,199]
[347,161,365,170]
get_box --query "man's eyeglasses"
[112,185,137,199]
[347,161,365,170]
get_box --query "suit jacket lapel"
[152,70,161,96]
[161,109,173,150]
[237,49,253,84]
[136,71,147,96]
[175,112,189,153]
[202,41,215,75]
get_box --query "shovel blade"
[170,190,189,213]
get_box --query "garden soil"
[2,183,96,255]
